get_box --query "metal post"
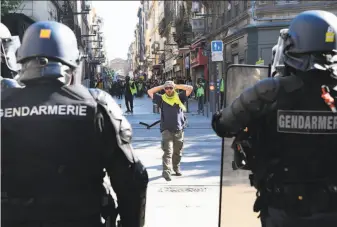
[209,57,216,114]
[207,43,213,113]
[183,52,189,113]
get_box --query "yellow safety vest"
[196,86,204,97]
[220,79,225,92]
[129,81,137,95]
[161,91,186,112]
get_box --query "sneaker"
[174,170,182,176]
[162,172,172,181]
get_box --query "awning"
[152,64,162,70]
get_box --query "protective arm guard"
[89,88,149,227]
[213,76,303,137]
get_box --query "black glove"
[212,111,236,138]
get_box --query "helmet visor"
[1,36,21,72]
[272,29,288,75]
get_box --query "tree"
[1,0,23,17]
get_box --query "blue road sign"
[211,40,223,52]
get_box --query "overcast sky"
[92,1,140,60]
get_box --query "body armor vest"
[1,83,104,222]
[259,74,337,184]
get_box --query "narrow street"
[117,96,260,227]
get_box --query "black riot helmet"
[283,10,337,73]
[16,21,84,85]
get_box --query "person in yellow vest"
[196,81,205,114]
[124,75,137,113]
[219,75,225,109]
[137,81,144,97]
[147,81,193,181]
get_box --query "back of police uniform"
[2,82,105,226]
[259,12,337,223]
[212,10,337,227]
[1,21,148,227]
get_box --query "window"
[190,50,197,61]
[243,1,248,10]
[259,1,267,4]
[233,54,239,64]
[234,3,239,16]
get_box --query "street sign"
[211,40,223,52]
[212,52,223,62]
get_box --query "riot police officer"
[212,10,337,227]
[1,21,148,227]
[0,23,23,88]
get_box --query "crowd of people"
[105,76,207,114]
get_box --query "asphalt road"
[117,96,261,227]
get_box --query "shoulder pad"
[89,88,132,144]
[253,78,281,102]
[253,76,303,102]
[277,75,304,93]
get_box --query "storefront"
[152,64,162,79]
[190,38,208,86]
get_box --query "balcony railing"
[275,0,299,5]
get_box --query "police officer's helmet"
[284,10,337,72]
[17,21,81,85]
[0,23,21,76]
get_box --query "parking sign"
[211,40,223,52]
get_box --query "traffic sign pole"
[210,40,224,114]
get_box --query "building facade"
[130,0,337,92]
[109,58,128,78]
[1,0,107,87]
[204,0,337,75]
